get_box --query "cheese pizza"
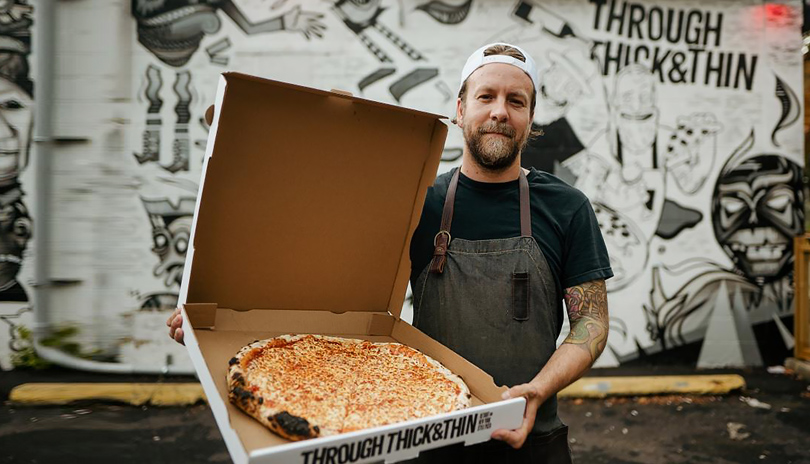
[227,334,472,441]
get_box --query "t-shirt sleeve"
[561,199,613,289]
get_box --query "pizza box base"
[182,304,525,464]
[177,73,525,464]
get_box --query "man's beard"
[464,120,527,172]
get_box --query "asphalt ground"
[1,366,808,464]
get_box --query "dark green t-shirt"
[410,167,613,306]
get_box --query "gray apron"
[413,168,563,434]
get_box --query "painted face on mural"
[0,77,31,188]
[538,50,593,112]
[612,66,659,154]
[151,215,192,288]
[458,63,533,171]
[540,65,581,109]
[713,154,803,283]
[0,198,30,289]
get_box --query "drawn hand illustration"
[283,5,326,40]
[665,112,723,194]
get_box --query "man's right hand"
[167,307,185,345]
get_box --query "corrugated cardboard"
[179,73,524,464]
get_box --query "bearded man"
[407,43,613,463]
[167,42,612,463]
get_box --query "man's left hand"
[490,382,545,449]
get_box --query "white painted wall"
[0,0,803,370]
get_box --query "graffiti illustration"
[121,0,807,368]
[132,0,326,173]
[0,1,32,303]
[0,304,32,369]
[132,0,325,67]
[139,197,196,310]
[0,0,32,371]
[644,131,803,367]
[563,64,721,291]
[416,0,474,25]
[772,74,800,147]
[333,0,442,102]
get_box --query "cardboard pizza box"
[178,72,525,464]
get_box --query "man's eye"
[478,94,492,100]
[0,100,23,110]
[510,99,525,106]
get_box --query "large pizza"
[227,334,472,441]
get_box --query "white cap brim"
[459,42,539,97]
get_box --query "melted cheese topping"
[230,335,471,438]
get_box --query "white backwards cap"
[459,42,539,97]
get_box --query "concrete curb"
[8,374,746,406]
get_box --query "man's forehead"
[466,63,533,94]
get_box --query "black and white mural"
[122,0,803,368]
[0,0,33,370]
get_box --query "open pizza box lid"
[178,73,524,464]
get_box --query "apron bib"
[413,168,563,433]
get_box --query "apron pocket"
[512,272,529,321]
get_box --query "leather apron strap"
[429,168,531,274]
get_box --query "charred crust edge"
[272,411,315,438]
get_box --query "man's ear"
[455,97,464,126]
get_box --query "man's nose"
[490,98,509,122]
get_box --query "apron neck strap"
[429,167,532,274]
[438,168,461,236]
[518,169,532,237]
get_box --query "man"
[406,43,612,463]
[167,42,611,463]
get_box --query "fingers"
[166,307,180,327]
[171,313,183,330]
[167,308,185,345]
[491,419,531,449]
[501,382,540,401]
[173,328,185,346]
[491,428,523,448]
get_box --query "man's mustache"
[477,122,516,138]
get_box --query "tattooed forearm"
[563,279,609,362]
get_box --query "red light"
[747,3,797,28]
[764,3,790,18]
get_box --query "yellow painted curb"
[8,375,746,405]
[9,383,206,406]
[559,374,746,398]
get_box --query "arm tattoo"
[563,279,609,362]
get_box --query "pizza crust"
[227,334,472,441]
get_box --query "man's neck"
[460,152,525,183]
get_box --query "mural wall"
[0,0,34,370]
[0,0,803,370]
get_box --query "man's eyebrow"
[473,85,496,94]
[507,90,529,100]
